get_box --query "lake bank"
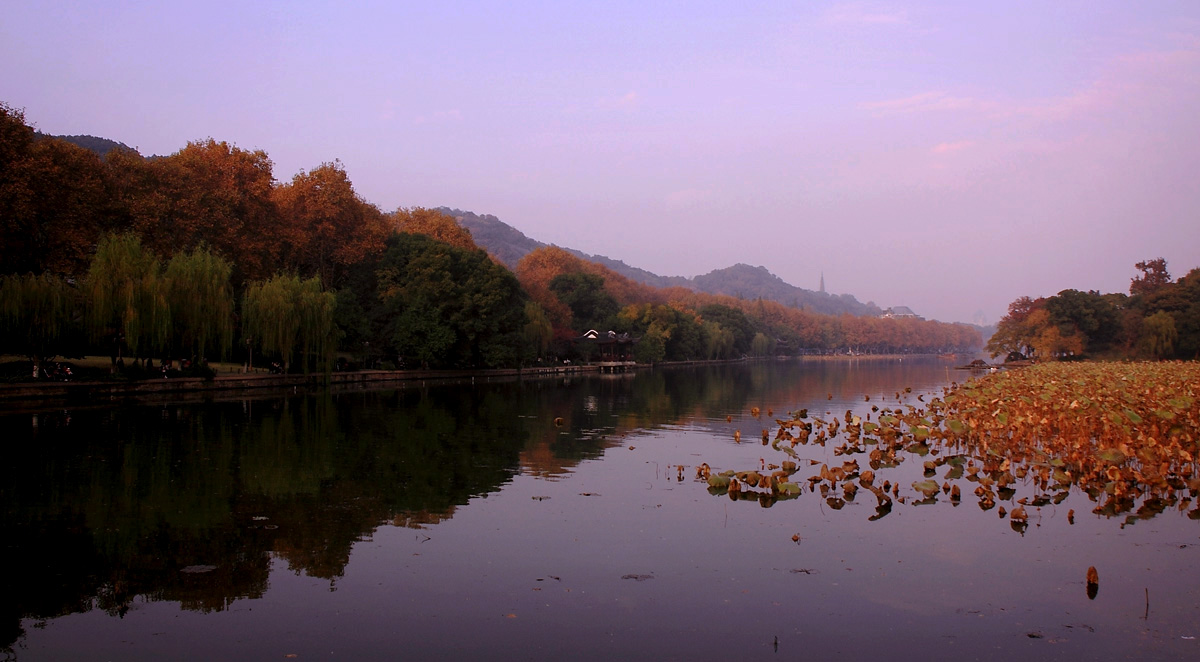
[0,353,972,407]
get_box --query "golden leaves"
[697,361,1200,527]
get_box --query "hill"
[441,207,880,317]
[39,132,134,156]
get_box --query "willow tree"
[243,274,337,373]
[164,246,234,362]
[85,233,169,368]
[522,301,553,362]
[0,272,79,377]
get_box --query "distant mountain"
[38,132,134,156]
[693,264,881,316]
[441,208,546,267]
[441,207,880,317]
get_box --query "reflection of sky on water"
[6,358,1199,660]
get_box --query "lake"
[3,358,1197,660]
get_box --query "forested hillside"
[442,208,879,317]
[1,102,981,379]
[40,132,134,157]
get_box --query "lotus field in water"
[701,362,1200,531]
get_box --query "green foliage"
[549,272,620,334]
[376,233,527,369]
[751,332,774,357]
[994,261,1200,360]
[1141,311,1177,358]
[243,274,337,373]
[523,301,553,360]
[85,233,169,359]
[0,272,81,370]
[164,246,233,360]
[699,304,755,356]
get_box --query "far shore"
[0,353,978,409]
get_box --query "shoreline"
[0,353,971,409]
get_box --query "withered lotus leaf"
[913,480,940,498]
[696,362,1200,530]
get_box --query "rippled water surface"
[3,358,1197,660]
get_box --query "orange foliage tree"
[392,207,478,252]
[107,139,283,283]
[273,161,388,288]
[0,105,114,276]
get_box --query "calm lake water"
[3,358,1197,661]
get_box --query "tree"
[242,274,337,373]
[1044,289,1121,354]
[392,208,478,252]
[85,233,169,367]
[0,106,114,276]
[164,246,234,361]
[1141,311,1177,359]
[274,162,388,288]
[698,304,755,356]
[549,272,620,334]
[751,332,773,357]
[986,296,1041,358]
[1130,258,1171,296]
[0,272,81,377]
[376,233,527,369]
[522,301,553,361]
[107,139,284,284]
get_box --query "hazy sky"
[4,1,1199,324]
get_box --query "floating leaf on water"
[912,479,940,498]
[1096,448,1126,464]
[946,419,966,434]
[708,475,731,489]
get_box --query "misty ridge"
[446,207,883,318]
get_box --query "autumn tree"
[106,139,284,284]
[986,296,1042,358]
[392,207,478,252]
[1130,258,1171,296]
[515,246,587,333]
[274,162,388,288]
[0,106,114,276]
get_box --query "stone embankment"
[0,364,600,405]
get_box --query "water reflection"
[2,360,946,651]
[10,358,1190,660]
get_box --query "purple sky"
[4,1,1199,324]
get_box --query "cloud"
[860,91,996,115]
[823,2,908,26]
[862,40,1200,126]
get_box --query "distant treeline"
[0,102,980,376]
[987,258,1200,360]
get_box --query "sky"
[4,1,1199,325]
